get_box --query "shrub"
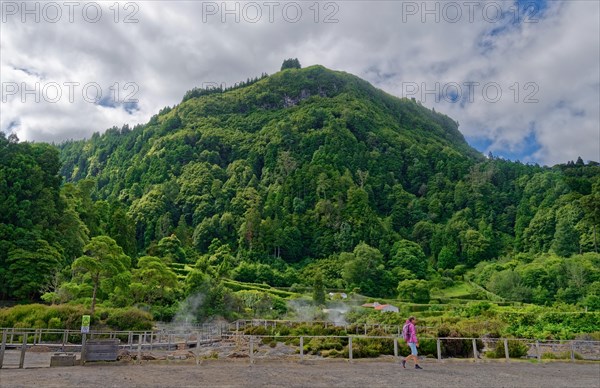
[487,340,528,358]
[47,317,61,329]
[305,337,345,355]
[150,304,178,322]
[437,326,484,358]
[0,304,87,329]
[244,325,269,336]
[542,351,583,360]
[105,308,153,331]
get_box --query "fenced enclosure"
[1,321,599,369]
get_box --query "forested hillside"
[1,65,599,324]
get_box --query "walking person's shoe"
[402,359,406,368]
[415,364,423,370]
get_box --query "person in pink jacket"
[402,316,423,369]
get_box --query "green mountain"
[1,64,599,310]
[59,65,484,256]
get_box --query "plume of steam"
[172,293,205,326]
[324,302,350,326]
[286,298,324,322]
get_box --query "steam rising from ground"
[323,302,350,326]
[286,298,354,326]
[172,293,205,326]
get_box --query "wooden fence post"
[19,332,27,368]
[472,339,478,361]
[81,333,87,365]
[504,339,510,361]
[535,341,541,361]
[437,339,442,361]
[348,337,353,362]
[570,341,575,361]
[249,337,254,364]
[300,336,304,361]
[196,332,201,365]
[62,330,68,352]
[0,329,7,369]
[137,334,142,364]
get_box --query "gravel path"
[1,359,599,387]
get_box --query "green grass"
[431,282,476,299]
[223,279,299,298]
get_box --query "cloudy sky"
[1,0,599,165]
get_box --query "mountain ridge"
[2,64,599,309]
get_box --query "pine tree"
[281,58,301,70]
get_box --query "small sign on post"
[81,315,91,334]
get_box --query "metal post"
[19,333,27,368]
[9,328,14,345]
[128,332,133,350]
[348,337,353,362]
[249,337,254,364]
[535,341,541,361]
[0,329,7,369]
[81,333,87,365]
[437,339,442,361]
[363,325,367,335]
[394,338,398,358]
[137,334,142,364]
[168,334,172,351]
[150,332,154,351]
[472,339,478,360]
[504,339,510,361]
[300,337,304,361]
[236,321,240,332]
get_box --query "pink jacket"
[406,320,418,343]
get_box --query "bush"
[542,351,582,360]
[487,340,528,358]
[105,308,153,331]
[47,317,61,329]
[305,337,345,355]
[350,337,394,358]
[437,326,484,358]
[150,304,178,322]
[244,325,269,336]
[0,304,87,329]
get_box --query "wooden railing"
[1,326,599,368]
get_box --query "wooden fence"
[1,326,599,369]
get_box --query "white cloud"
[1,0,598,165]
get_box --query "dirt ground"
[1,358,599,388]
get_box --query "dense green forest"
[1,64,599,333]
